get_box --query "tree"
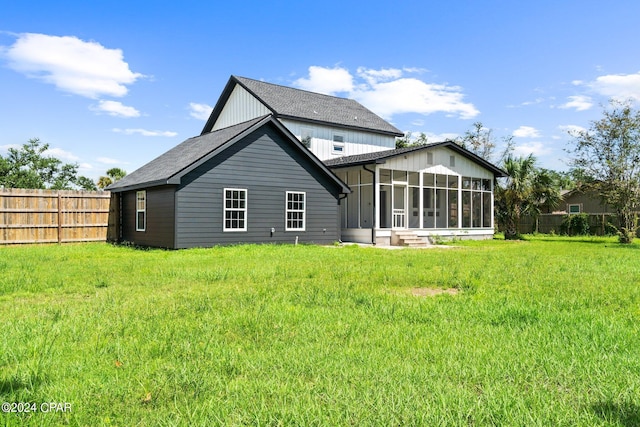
[395,132,429,149]
[97,167,127,190]
[569,100,640,243]
[495,154,561,239]
[0,138,95,190]
[455,122,514,163]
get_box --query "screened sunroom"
[326,143,507,245]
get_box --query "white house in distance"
[203,76,506,246]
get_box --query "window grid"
[286,192,306,231]
[136,190,146,231]
[224,188,247,231]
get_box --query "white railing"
[393,209,405,228]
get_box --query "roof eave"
[107,179,175,193]
[277,115,404,137]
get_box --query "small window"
[136,191,146,231]
[224,188,247,231]
[569,204,581,214]
[450,155,456,167]
[286,192,305,231]
[332,134,345,154]
[427,152,434,164]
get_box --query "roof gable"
[108,115,350,194]
[324,142,508,178]
[202,75,403,137]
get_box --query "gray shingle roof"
[323,145,433,167]
[107,116,267,192]
[323,142,508,177]
[107,115,351,194]
[202,76,404,137]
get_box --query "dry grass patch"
[410,287,459,297]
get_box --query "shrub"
[560,213,591,236]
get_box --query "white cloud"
[356,77,479,120]
[2,33,143,98]
[513,126,541,138]
[189,102,212,120]
[590,71,640,101]
[112,128,177,137]
[43,147,79,162]
[513,142,552,157]
[97,157,124,165]
[91,100,140,118]
[356,67,403,85]
[0,144,20,153]
[293,66,354,95]
[559,95,593,111]
[293,66,479,120]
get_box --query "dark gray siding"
[175,125,341,248]
[121,186,176,248]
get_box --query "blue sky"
[2,1,640,180]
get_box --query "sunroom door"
[392,185,406,229]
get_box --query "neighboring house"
[203,76,404,160]
[325,143,507,245]
[555,188,613,215]
[107,115,349,248]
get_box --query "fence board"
[0,189,111,244]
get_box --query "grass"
[0,236,639,426]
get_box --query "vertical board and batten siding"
[383,147,494,179]
[121,186,175,248]
[175,125,341,248]
[0,189,110,244]
[209,84,396,161]
[212,85,271,131]
[281,119,395,161]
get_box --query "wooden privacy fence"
[519,212,625,236]
[0,189,111,244]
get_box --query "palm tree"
[529,169,562,233]
[97,167,127,190]
[495,154,560,239]
[97,176,112,190]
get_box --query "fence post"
[57,191,62,244]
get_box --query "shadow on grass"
[592,401,640,427]
[0,377,37,395]
[520,235,640,246]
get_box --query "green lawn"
[1,237,639,426]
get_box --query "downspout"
[362,164,376,245]
[338,193,348,243]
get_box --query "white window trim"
[223,188,248,232]
[136,190,146,232]
[285,191,306,231]
[568,204,581,214]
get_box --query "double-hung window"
[136,190,146,231]
[224,188,247,231]
[286,191,305,231]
